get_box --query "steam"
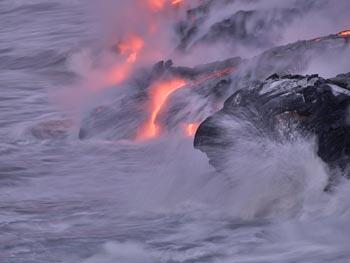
[65,0,350,96]
[6,1,350,262]
[58,0,350,217]
[175,0,350,66]
[306,46,350,78]
[95,0,189,65]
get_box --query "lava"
[186,123,199,137]
[105,0,185,88]
[202,66,235,79]
[118,35,144,63]
[172,0,183,5]
[137,65,234,140]
[148,0,166,11]
[147,0,183,11]
[338,30,350,37]
[107,35,144,85]
[137,78,186,140]
[107,65,130,85]
[104,1,233,139]
[188,66,235,88]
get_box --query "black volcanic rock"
[194,73,350,172]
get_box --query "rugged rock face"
[194,73,350,172]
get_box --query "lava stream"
[148,0,165,12]
[147,0,183,11]
[338,30,350,37]
[137,78,186,140]
[118,35,144,63]
[102,0,185,89]
[171,0,183,5]
[107,35,144,85]
[137,66,235,140]
[186,123,199,137]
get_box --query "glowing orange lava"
[107,0,185,87]
[108,35,144,85]
[148,0,166,11]
[136,65,235,139]
[187,66,235,88]
[186,123,199,137]
[147,0,183,11]
[118,35,144,63]
[138,78,186,140]
[338,30,350,37]
[172,0,183,5]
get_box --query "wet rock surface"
[194,73,350,173]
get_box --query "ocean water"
[1,1,350,262]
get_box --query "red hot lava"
[338,30,350,37]
[106,0,185,87]
[148,0,183,11]
[138,66,235,140]
[172,0,183,6]
[137,78,187,140]
[186,123,200,137]
[107,35,145,85]
[148,0,166,11]
[101,1,235,140]
[117,35,144,63]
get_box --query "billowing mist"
[2,0,350,262]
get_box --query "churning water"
[2,1,350,262]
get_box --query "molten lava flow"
[171,0,183,5]
[136,65,234,139]
[147,0,183,11]
[106,1,186,87]
[148,0,166,11]
[118,35,144,63]
[138,78,186,140]
[187,66,235,88]
[338,30,350,37]
[108,35,144,85]
[186,123,199,137]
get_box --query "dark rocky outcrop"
[194,73,350,172]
